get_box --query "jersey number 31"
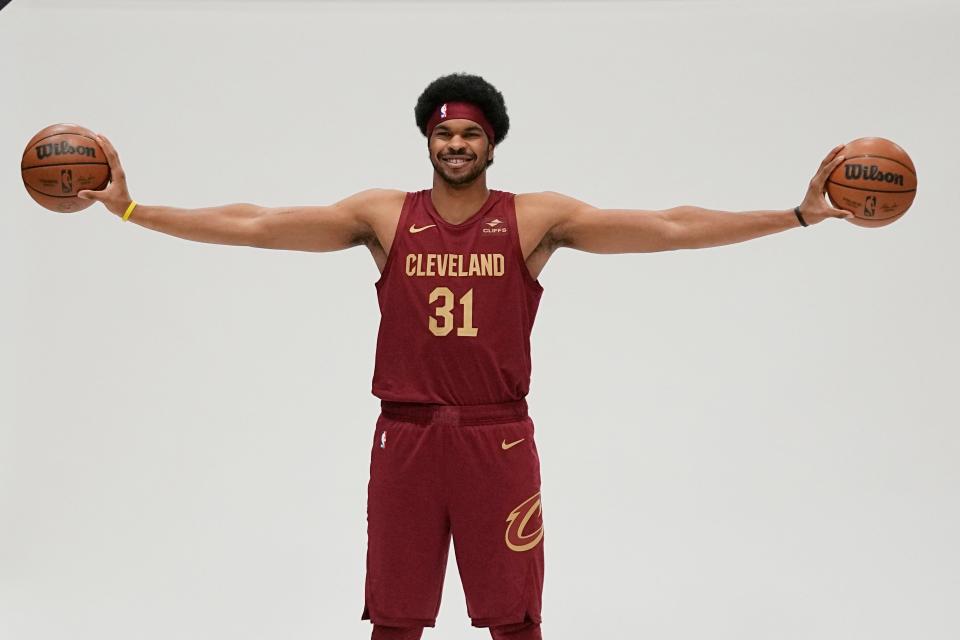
[428,287,478,337]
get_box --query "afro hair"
[415,72,509,146]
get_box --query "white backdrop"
[2,1,958,639]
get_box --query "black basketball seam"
[850,211,905,222]
[22,131,104,174]
[826,180,916,194]
[26,131,100,147]
[838,154,916,176]
[23,175,109,199]
[22,161,109,170]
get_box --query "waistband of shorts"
[379,398,528,425]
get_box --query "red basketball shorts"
[361,399,544,629]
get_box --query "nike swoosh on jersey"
[501,438,525,450]
[409,223,437,233]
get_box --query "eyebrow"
[435,125,483,133]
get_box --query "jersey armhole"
[508,194,545,293]
[374,192,413,289]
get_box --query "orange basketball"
[826,137,917,228]
[21,123,110,213]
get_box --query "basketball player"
[76,73,853,640]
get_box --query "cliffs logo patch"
[482,218,508,234]
[505,491,543,552]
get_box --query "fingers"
[822,152,846,177]
[819,143,845,169]
[93,132,126,183]
[77,133,127,204]
[831,206,854,219]
[812,151,846,193]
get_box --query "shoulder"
[337,188,407,213]
[337,188,407,239]
[515,190,596,214]
[279,188,403,249]
[515,191,598,247]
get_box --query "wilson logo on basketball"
[505,491,543,552]
[34,141,98,160]
[843,163,905,187]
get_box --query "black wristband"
[794,206,808,227]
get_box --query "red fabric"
[426,101,496,143]
[371,190,543,405]
[361,402,544,628]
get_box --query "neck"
[430,174,490,224]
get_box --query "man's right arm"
[249,189,396,252]
[123,190,387,251]
[77,132,386,252]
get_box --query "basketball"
[826,137,917,228]
[20,123,111,213]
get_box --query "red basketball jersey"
[371,189,544,405]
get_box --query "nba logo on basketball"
[440,103,447,119]
[60,169,73,193]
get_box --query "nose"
[448,135,468,148]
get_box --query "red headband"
[426,101,496,145]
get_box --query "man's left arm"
[550,144,854,253]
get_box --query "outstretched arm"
[77,132,380,251]
[549,144,854,254]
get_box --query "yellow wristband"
[122,200,138,221]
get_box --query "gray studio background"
[2,0,958,639]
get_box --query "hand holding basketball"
[798,144,855,225]
[825,137,917,227]
[77,133,133,217]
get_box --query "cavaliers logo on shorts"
[505,491,543,552]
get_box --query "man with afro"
[78,72,853,640]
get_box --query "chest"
[366,195,557,280]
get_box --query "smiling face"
[428,118,494,187]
